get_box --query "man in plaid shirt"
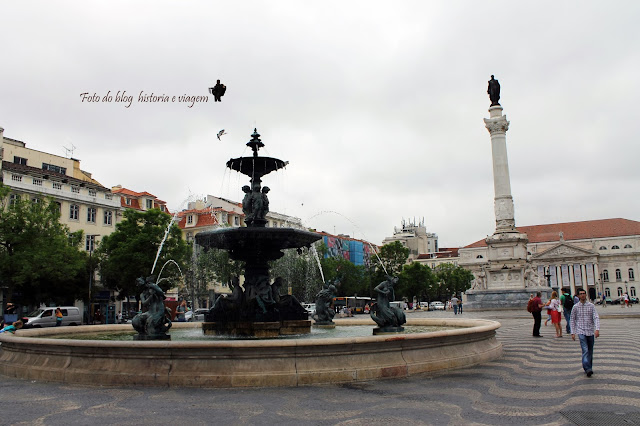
[570,288,600,377]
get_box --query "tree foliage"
[377,241,410,276]
[397,261,436,301]
[96,209,191,299]
[434,263,475,300]
[0,185,88,306]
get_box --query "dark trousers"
[532,311,542,336]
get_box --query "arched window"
[616,269,622,281]
[617,287,623,297]
[624,244,633,249]
[605,287,611,297]
[476,255,484,259]
[629,269,635,281]
[631,287,637,297]
[603,270,609,282]
[612,245,620,250]
[599,246,607,250]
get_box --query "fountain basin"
[0,318,502,388]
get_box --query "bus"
[332,297,374,314]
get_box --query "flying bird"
[217,129,227,140]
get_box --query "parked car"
[192,308,209,321]
[24,307,82,327]
[429,301,445,311]
[302,303,316,315]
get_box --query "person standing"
[570,288,600,377]
[530,291,545,337]
[560,288,574,334]
[451,295,459,315]
[55,307,63,327]
[623,292,629,308]
[546,291,563,338]
[457,298,463,315]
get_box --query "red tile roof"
[464,218,640,248]
[416,248,460,259]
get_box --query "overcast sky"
[1,1,639,247]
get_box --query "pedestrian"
[116,311,123,324]
[544,301,553,327]
[55,307,63,327]
[560,288,574,334]
[451,295,459,315]
[457,298,463,315]
[570,288,600,377]
[545,291,563,338]
[176,299,187,322]
[623,292,629,308]
[528,291,545,337]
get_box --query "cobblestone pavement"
[1,307,639,425]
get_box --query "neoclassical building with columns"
[459,218,640,301]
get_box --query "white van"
[25,306,82,328]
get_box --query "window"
[187,215,193,225]
[186,232,193,242]
[53,182,62,190]
[31,197,41,203]
[612,245,620,250]
[631,287,637,297]
[86,235,96,252]
[617,287,623,297]
[616,269,622,281]
[104,210,112,225]
[602,270,609,282]
[13,156,27,165]
[105,193,113,200]
[88,189,97,197]
[69,204,79,220]
[32,178,42,186]
[624,244,633,249]
[476,255,484,259]
[146,199,153,209]
[160,205,165,212]
[629,269,635,281]
[605,288,611,297]
[9,194,20,205]
[599,246,607,250]
[55,202,61,213]
[71,186,80,193]
[234,216,239,226]
[42,163,66,175]
[125,198,131,206]
[87,207,96,223]
[11,174,22,182]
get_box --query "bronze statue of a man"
[488,75,500,106]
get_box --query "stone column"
[484,106,515,233]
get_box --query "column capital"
[484,116,510,134]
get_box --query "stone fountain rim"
[1,318,500,348]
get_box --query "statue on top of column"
[488,75,501,106]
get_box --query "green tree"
[270,247,322,303]
[398,261,436,302]
[0,185,88,306]
[434,263,475,300]
[97,208,191,299]
[377,241,410,277]
[320,256,369,297]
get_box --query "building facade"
[381,219,438,261]
[459,218,640,301]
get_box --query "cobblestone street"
[1,307,639,425]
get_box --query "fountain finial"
[247,128,264,157]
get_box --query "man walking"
[451,295,459,315]
[529,291,544,337]
[570,288,600,377]
[560,288,574,334]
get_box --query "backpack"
[563,294,574,310]
[526,298,535,313]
